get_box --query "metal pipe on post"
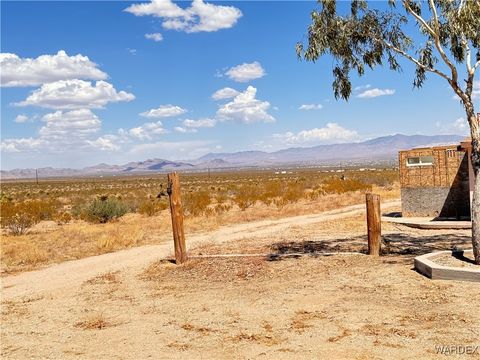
[366,193,381,256]
[167,172,187,264]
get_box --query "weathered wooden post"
[167,172,187,264]
[366,193,381,256]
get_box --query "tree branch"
[464,38,473,74]
[382,40,451,82]
[428,0,459,83]
[402,0,435,36]
[473,59,480,72]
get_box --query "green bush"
[84,197,129,223]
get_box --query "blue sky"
[1,0,475,170]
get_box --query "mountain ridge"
[1,134,465,179]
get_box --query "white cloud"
[473,80,480,100]
[299,104,323,111]
[273,123,359,145]
[1,138,47,153]
[353,84,371,91]
[174,126,194,133]
[211,87,239,100]
[39,109,101,140]
[145,32,164,42]
[87,135,121,151]
[14,114,32,123]
[175,118,216,133]
[15,79,135,109]
[140,104,187,118]
[125,0,242,33]
[216,86,275,124]
[356,88,395,98]
[127,121,167,140]
[183,118,216,128]
[2,109,102,153]
[225,61,265,82]
[435,117,469,135]
[0,51,107,88]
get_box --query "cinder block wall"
[399,146,470,219]
[401,187,470,218]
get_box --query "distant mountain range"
[1,134,466,180]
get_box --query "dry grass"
[74,313,116,330]
[142,256,268,285]
[1,213,477,359]
[1,169,400,275]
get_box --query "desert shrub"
[322,177,372,194]
[54,211,72,225]
[213,203,233,215]
[281,181,305,204]
[1,199,61,235]
[1,201,37,235]
[138,198,168,216]
[83,197,129,223]
[233,184,259,211]
[183,190,211,216]
[71,202,86,219]
[259,181,282,206]
[212,191,232,215]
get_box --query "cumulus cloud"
[87,135,121,151]
[273,123,359,145]
[435,117,469,135]
[299,104,323,111]
[2,109,102,152]
[14,114,37,123]
[174,126,192,133]
[127,121,167,140]
[145,32,164,42]
[175,118,216,133]
[0,51,107,87]
[216,86,275,124]
[353,84,371,91]
[356,88,395,98]
[211,87,239,100]
[225,62,265,82]
[15,79,134,109]
[125,0,242,33]
[39,109,101,140]
[1,138,47,153]
[183,118,216,128]
[140,104,187,118]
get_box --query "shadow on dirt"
[268,233,471,264]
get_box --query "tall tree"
[297,0,480,263]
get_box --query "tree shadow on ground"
[268,233,471,264]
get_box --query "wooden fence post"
[366,193,381,256]
[167,172,187,264]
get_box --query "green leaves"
[297,0,479,100]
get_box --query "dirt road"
[1,200,400,301]
[3,199,478,360]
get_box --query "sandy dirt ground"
[2,200,479,359]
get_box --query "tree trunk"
[472,167,480,264]
[468,110,480,264]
